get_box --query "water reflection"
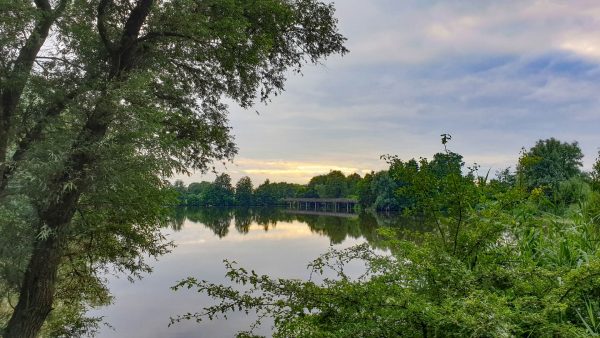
[170,207,432,249]
[90,208,432,338]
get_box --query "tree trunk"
[2,87,112,335]
[3,235,62,338]
[3,150,89,336]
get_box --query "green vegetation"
[173,170,363,207]
[173,136,600,337]
[517,138,584,193]
[3,2,600,337]
[173,138,598,219]
[0,1,347,336]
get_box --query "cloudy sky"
[181,0,600,185]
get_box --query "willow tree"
[0,0,347,336]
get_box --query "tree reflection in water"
[169,207,431,249]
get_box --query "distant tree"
[185,181,212,206]
[371,171,399,211]
[235,176,254,206]
[173,180,187,195]
[205,174,234,206]
[327,170,349,198]
[308,174,327,198]
[357,172,375,208]
[188,182,212,196]
[254,180,303,205]
[495,167,516,189]
[387,158,420,209]
[254,179,275,205]
[517,138,584,192]
[308,170,348,198]
[481,167,517,198]
[429,152,464,178]
[346,173,362,197]
[186,194,203,207]
[172,180,188,204]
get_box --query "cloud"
[336,1,600,66]
[181,0,600,185]
[237,159,371,184]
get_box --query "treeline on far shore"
[171,170,362,207]
[171,137,600,212]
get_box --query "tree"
[186,181,212,206]
[187,181,212,196]
[308,170,348,198]
[346,173,362,197]
[254,179,303,205]
[592,151,600,191]
[357,172,375,208]
[517,138,584,192]
[370,171,399,211]
[172,179,187,204]
[235,176,254,206]
[429,152,464,178]
[205,174,234,206]
[0,1,347,336]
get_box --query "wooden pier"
[282,198,358,213]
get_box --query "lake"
[91,208,420,338]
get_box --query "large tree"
[517,138,584,192]
[0,0,347,336]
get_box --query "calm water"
[91,208,421,338]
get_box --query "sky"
[179,0,600,185]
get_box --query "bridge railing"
[282,198,357,213]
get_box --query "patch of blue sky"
[520,52,600,78]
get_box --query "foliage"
[308,170,349,198]
[356,172,376,209]
[370,171,399,211]
[517,138,584,193]
[173,138,600,337]
[254,180,305,206]
[177,170,366,207]
[556,177,592,208]
[346,173,361,198]
[592,151,600,192]
[235,176,254,206]
[204,174,235,206]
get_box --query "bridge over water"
[282,198,358,213]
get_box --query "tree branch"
[109,0,155,77]
[35,56,85,71]
[0,0,68,188]
[120,0,154,45]
[97,0,115,53]
[137,31,203,44]
[33,0,51,11]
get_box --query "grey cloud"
[186,0,600,184]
